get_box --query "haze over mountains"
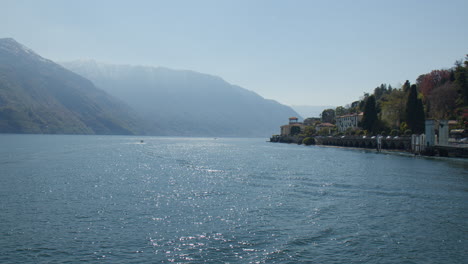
[61,60,300,137]
[0,38,300,137]
[0,38,145,135]
[290,105,335,119]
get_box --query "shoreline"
[270,135,468,159]
[313,143,468,162]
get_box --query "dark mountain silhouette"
[61,60,301,137]
[0,38,147,134]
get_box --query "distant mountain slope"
[0,38,146,135]
[61,60,301,137]
[290,105,335,119]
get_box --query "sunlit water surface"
[0,135,467,263]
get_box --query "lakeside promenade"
[271,135,468,158]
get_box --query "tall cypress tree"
[415,97,425,133]
[454,56,468,106]
[361,95,377,133]
[402,80,411,93]
[405,84,425,134]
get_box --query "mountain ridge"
[62,60,301,137]
[0,38,148,135]
[0,38,300,137]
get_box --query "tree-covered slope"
[0,38,147,135]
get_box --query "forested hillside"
[319,55,468,135]
[0,38,148,135]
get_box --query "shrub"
[390,129,399,136]
[317,127,331,136]
[404,129,412,136]
[290,126,301,135]
[302,137,316,145]
[400,122,408,133]
[345,127,354,135]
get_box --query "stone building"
[280,117,306,136]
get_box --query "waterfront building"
[315,122,335,134]
[425,119,449,146]
[336,113,363,132]
[280,117,306,136]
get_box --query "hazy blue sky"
[1,0,467,107]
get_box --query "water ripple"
[0,135,466,263]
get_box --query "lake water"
[0,135,467,263]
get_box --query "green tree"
[415,97,425,133]
[317,127,331,136]
[335,106,347,117]
[400,122,409,134]
[290,126,301,135]
[300,126,316,137]
[454,55,468,107]
[373,83,390,101]
[321,109,335,123]
[361,95,378,133]
[402,80,411,93]
[405,84,425,134]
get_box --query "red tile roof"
[317,123,335,127]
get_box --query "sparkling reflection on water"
[0,135,467,263]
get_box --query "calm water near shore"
[1,134,467,263]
